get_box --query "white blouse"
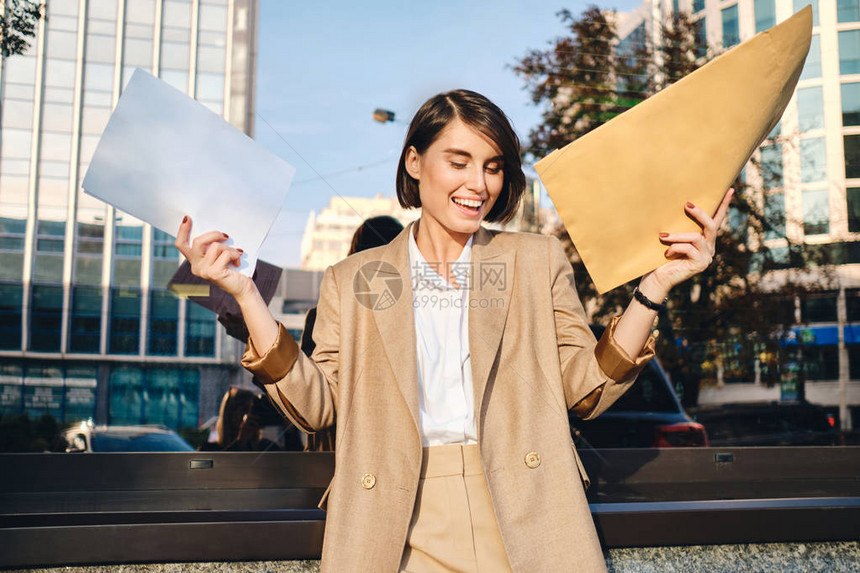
[408,229,478,447]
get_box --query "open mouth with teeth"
[452,197,484,216]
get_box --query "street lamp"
[372,108,397,123]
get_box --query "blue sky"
[254,0,641,266]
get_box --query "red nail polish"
[686,202,695,209]
[237,248,244,253]
[223,233,229,239]
[659,232,669,238]
[182,215,188,223]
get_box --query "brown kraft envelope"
[535,6,812,294]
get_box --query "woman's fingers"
[175,216,192,257]
[712,188,735,228]
[192,230,230,257]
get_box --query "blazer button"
[524,451,541,469]
[361,473,377,489]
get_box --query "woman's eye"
[450,162,467,169]
[485,165,502,174]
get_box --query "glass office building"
[617,0,860,428]
[0,0,259,429]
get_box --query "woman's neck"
[413,218,473,288]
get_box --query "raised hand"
[640,188,735,299]
[174,216,253,299]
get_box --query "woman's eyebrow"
[442,148,504,162]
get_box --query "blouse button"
[524,451,541,469]
[361,473,377,489]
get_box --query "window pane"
[800,138,827,183]
[722,5,739,48]
[694,17,707,58]
[764,193,785,240]
[839,30,860,75]
[185,303,215,357]
[143,369,180,427]
[843,83,860,126]
[109,288,140,354]
[795,0,819,26]
[761,144,783,189]
[844,134,860,178]
[0,284,23,350]
[69,286,102,353]
[199,4,227,32]
[802,35,821,80]
[804,345,839,380]
[109,366,143,425]
[754,0,776,33]
[802,189,830,235]
[838,0,860,23]
[30,285,63,352]
[693,0,705,12]
[149,290,178,355]
[848,187,860,232]
[797,87,824,131]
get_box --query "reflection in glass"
[843,83,860,126]
[839,30,860,75]
[149,290,178,355]
[69,286,102,353]
[760,143,783,189]
[848,187,860,232]
[844,134,860,178]
[30,285,63,352]
[764,192,785,240]
[800,138,827,183]
[754,0,775,33]
[0,284,24,350]
[721,4,739,48]
[802,189,830,235]
[801,35,821,80]
[797,87,824,132]
[795,0,819,26]
[186,303,216,357]
[838,0,860,23]
[110,288,141,354]
[109,366,144,424]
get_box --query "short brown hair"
[395,90,526,224]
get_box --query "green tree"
[1,0,41,58]
[517,7,832,407]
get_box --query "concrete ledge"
[6,542,858,573]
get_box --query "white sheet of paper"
[82,68,295,276]
[257,199,294,268]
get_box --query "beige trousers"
[400,444,512,573]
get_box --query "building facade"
[618,0,860,427]
[300,182,546,271]
[0,0,258,430]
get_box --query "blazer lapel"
[370,224,421,434]
[469,226,515,421]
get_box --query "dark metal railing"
[1,447,858,568]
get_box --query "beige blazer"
[243,224,654,572]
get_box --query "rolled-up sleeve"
[548,236,656,421]
[594,315,656,382]
[239,265,341,433]
[241,322,300,386]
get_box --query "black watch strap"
[633,286,668,312]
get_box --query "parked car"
[569,325,708,449]
[63,422,194,452]
[688,401,841,447]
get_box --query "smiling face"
[404,118,505,242]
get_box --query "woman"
[177,90,732,572]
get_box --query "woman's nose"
[465,166,486,192]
